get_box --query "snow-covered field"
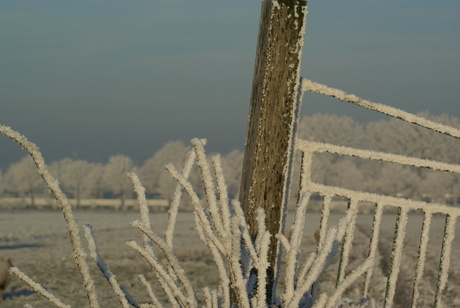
[0,209,459,307]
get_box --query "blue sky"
[1,0,459,170]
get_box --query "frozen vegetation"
[0,1,459,304]
[1,96,460,306]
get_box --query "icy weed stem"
[165,146,198,248]
[9,267,70,308]
[282,192,310,302]
[130,221,197,307]
[138,274,163,308]
[0,125,100,308]
[191,138,227,242]
[126,240,188,307]
[83,224,132,308]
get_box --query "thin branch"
[0,125,100,308]
[9,267,70,308]
[83,224,131,308]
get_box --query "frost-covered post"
[239,0,307,303]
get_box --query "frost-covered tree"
[50,158,94,207]
[297,114,364,148]
[220,149,244,199]
[103,154,136,208]
[139,141,190,199]
[84,162,105,199]
[4,156,45,207]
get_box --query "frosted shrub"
[0,125,373,307]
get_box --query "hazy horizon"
[1,0,459,170]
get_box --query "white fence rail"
[298,79,460,307]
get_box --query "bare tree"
[103,154,136,209]
[84,163,105,199]
[50,158,94,207]
[4,156,45,207]
[220,149,244,199]
[139,141,191,200]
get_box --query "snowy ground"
[0,209,459,307]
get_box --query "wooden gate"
[295,78,460,307]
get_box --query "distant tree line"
[1,112,459,208]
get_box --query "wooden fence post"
[239,0,307,303]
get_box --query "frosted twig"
[211,289,219,308]
[83,224,131,308]
[193,214,231,308]
[287,227,338,307]
[211,154,232,236]
[128,170,164,302]
[230,217,251,308]
[337,199,359,284]
[275,233,291,254]
[296,252,316,292]
[255,231,271,307]
[283,192,310,301]
[130,221,197,306]
[166,164,225,253]
[301,78,460,140]
[231,200,259,264]
[128,173,153,254]
[203,287,219,308]
[324,258,373,308]
[0,125,100,308]
[312,293,328,308]
[287,210,356,307]
[165,147,197,248]
[9,267,70,308]
[126,241,188,307]
[138,274,163,308]
[191,138,226,241]
[203,287,212,308]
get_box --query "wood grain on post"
[239,0,307,303]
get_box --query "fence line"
[301,78,460,140]
[297,79,460,307]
